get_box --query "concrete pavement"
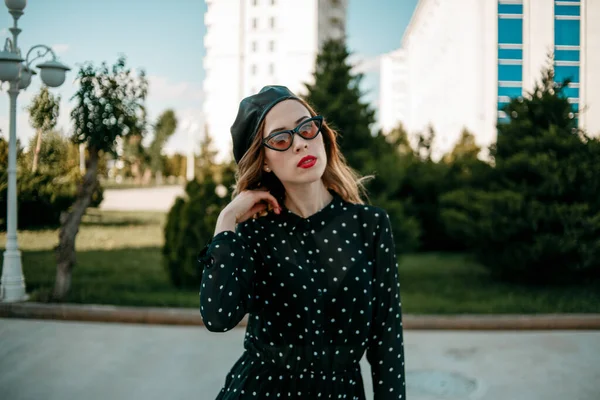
[1,318,599,400]
[99,186,185,211]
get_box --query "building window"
[498,64,523,82]
[252,41,257,52]
[269,64,274,75]
[497,1,523,122]
[560,86,580,98]
[554,19,580,46]
[554,0,580,115]
[555,4,580,16]
[497,86,522,98]
[498,101,510,111]
[554,65,580,83]
[570,103,579,113]
[498,48,522,60]
[253,0,258,6]
[253,18,258,29]
[251,65,257,75]
[269,40,275,52]
[270,17,275,28]
[555,49,579,62]
[498,4,523,15]
[498,18,523,44]
[271,0,276,4]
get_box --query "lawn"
[3,209,599,313]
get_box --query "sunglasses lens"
[267,132,292,150]
[298,119,321,139]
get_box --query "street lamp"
[0,0,70,302]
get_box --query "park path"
[1,318,599,400]
[99,186,185,212]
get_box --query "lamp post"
[0,0,70,302]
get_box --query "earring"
[265,167,271,172]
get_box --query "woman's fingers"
[253,191,281,213]
[237,203,267,223]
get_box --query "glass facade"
[554,0,581,115]
[496,0,582,122]
[497,0,523,122]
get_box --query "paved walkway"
[1,318,599,400]
[100,186,185,211]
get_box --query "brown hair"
[231,98,371,205]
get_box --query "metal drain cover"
[407,370,478,397]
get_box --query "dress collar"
[278,188,345,232]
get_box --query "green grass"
[3,209,599,313]
[398,253,600,314]
[10,209,200,308]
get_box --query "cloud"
[147,75,204,103]
[52,44,70,55]
[349,54,382,75]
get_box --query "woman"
[198,85,406,399]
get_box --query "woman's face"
[262,99,327,186]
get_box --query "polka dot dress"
[198,189,406,399]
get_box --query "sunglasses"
[262,116,323,152]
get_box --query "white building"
[386,0,600,160]
[379,49,408,133]
[203,0,347,161]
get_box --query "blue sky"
[0,0,418,156]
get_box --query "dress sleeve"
[366,210,407,399]
[197,222,261,332]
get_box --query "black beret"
[230,85,300,164]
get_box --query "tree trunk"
[142,168,152,185]
[53,147,100,301]
[132,161,141,184]
[31,129,43,173]
[155,170,163,186]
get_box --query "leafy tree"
[165,153,187,178]
[53,56,147,300]
[24,130,69,175]
[26,86,60,173]
[149,109,177,184]
[122,132,147,183]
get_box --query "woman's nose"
[293,136,309,152]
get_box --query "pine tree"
[303,39,376,170]
[441,57,600,283]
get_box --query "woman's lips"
[298,156,317,168]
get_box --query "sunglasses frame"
[262,115,324,152]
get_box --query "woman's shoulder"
[344,201,389,221]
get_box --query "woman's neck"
[283,182,333,219]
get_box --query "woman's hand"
[229,189,282,223]
[214,189,282,236]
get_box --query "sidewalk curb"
[1,302,600,330]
